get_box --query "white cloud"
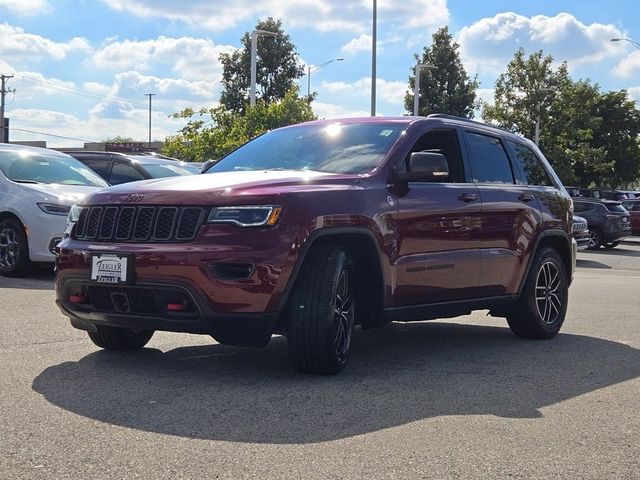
[613,51,640,77]
[341,34,403,55]
[0,0,50,15]
[0,23,91,61]
[321,77,408,105]
[313,102,370,119]
[100,0,449,33]
[458,12,625,75]
[92,36,236,81]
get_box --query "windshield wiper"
[13,179,42,184]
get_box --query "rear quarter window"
[606,204,628,213]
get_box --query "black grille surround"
[73,205,206,242]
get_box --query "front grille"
[572,222,587,233]
[74,206,205,242]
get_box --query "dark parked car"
[56,115,575,374]
[572,215,590,251]
[621,199,640,235]
[63,151,196,185]
[573,199,631,248]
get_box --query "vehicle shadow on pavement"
[576,259,611,269]
[0,268,55,290]
[587,247,640,258]
[32,322,640,444]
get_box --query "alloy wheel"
[333,269,354,362]
[0,227,19,269]
[535,261,563,325]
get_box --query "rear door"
[461,130,543,296]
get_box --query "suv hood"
[87,170,361,205]
[18,183,105,205]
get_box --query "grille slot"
[176,208,204,240]
[99,207,118,239]
[133,207,156,240]
[85,207,103,239]
[154,207,178,240]
[73,206,204,243]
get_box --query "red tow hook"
[167,300,189,312]
[69,294,87,304]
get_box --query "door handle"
[518,193,535,202]
[458,193,478,203]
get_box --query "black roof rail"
[426,113,515,135]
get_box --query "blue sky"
[2,0,640,146]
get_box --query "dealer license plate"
[90,254,132,284]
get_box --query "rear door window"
[605,203,628,213]
[464,131,514,184]
[507,141,554,187]
[110,161,146,185]
[77,157,111,180]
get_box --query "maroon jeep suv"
[55,115,576,374]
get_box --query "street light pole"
[144,93,156,148]
[250,30,280,108]
[413,64,437,116]
[371,0,377,116]
[534,87,554,146]
[306,58,344,100]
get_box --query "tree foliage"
[162,89,316,162]
[404,26,479,118]
[219,18,305,113]
[483,48,640,187]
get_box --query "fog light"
[167,300,189,312]
[209,263,255,280]
[69,294,87,303]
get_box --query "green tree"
[404,26,479,117]
[484,48,640,187]
[162,89,316,162]
[219,18,305,113]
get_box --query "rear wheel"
[587,229,602,249]
[603,241,620,249]
[88,325,154,351]
[507,247,568,339]
[0,219,32,277]
[286,244,355,375]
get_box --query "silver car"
[0,144,108,276]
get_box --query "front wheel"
[588,229,602,249]
[88,325,154,351]
[0,219,32,277]
[286,244,355,375]
[507,247,569,339]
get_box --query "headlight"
[37,203,71,216]
[207,206,283,227]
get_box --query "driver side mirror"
[396,151,450,183]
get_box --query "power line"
[14,74,176,115]
[10,127,96,143]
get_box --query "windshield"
[207,123,405,175]
[0,150,108,187]
[140,163,195,178]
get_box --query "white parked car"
[0,144,108,276]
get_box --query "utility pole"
[1,74,15,144]
[144,93,156,148]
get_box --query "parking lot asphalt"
[1,243,639,479]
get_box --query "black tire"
[286,244,355,375]
[507,247,568,339]
[88,325,154,351]
[0,219,32,277]
[587,229,602,249]
[603,241,620,249]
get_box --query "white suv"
[0,144,108,276]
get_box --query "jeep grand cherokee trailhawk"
[55,115,576,374]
